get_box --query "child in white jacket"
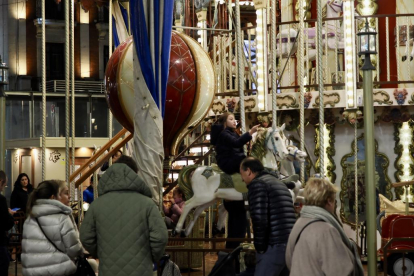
[21,180,83,276]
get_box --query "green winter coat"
[80,163,168,276]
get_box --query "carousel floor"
[7,246,373,276]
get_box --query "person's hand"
[8,208,16,215]
[170,198,175,205]
[249,124,260,136]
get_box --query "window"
[45,0,65,20]
[46,43,65,80]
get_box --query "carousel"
[12,0,414,275]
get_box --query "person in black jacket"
[10,173,33,215]
[0,170,16,276]
[210,112,259,175]
[240,157,296,276]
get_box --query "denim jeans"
[0,246,9,276]
[255,244,289,276]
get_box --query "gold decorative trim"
[290,136,312,180]
[373,90,393,105]
[393,121,414,199]
[408,93,414,104]
[356,0,378,16]
[312,92,340,108]
[276,94,299,109]
[236,98,257,112]
[314,124,336,183]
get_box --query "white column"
[8,0,27,88]
[0,0,9,63]
[80,9,90,78]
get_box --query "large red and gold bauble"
[105,32,215,157]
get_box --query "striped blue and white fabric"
[125,0,173,206]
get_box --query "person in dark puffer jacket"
[240,157,296,276]
[210,112,259,175]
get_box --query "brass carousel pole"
[358,19,378,276]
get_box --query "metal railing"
[164,237,253,276]
[39,80,105,93]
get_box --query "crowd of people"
[0,112,363,276]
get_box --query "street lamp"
[0,55,9,173]
[357,19,377,69]
[357,18,378,276]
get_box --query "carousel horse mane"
[177,164,198,201]
[250,128,268,161]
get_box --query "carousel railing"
[210,13,414,98]
[164,237,253,276]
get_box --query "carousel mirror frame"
[339,133,392,229]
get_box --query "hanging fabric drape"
[128,0,174,206]
[112,0,129,48]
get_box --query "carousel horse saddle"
[209,164,248,193]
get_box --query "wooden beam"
[69,128,127,182]
[74,132,133,188]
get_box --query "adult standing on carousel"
[285,177,364,276]
[11,173,34,215]
[240,157,296,276]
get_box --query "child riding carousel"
[210,112,259,175]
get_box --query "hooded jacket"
[211,125,252,174]
[0,194,14,246]
[21,199,83,276]
[247,170,296,253]
[80,163,168,276]
[10,182,34,214]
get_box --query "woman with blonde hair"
[285,177,364,276]
[21,180,83,276]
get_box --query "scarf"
[300,205,364,276]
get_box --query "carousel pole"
[316,0,324,177]
[297,0,305,184]
[65,0,70,187]
[70,0,75,204]
[108,0,113,167]
[271,0,277,129]
[358,19,378,275]
[41,0,46,181]
[235,0,245,134]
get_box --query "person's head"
[303,177,338,214]
[173,187,185,202]
[240,157,264,185]
[27,180,69,216]
[0,170,7,192]
[244,250,256,268]
[90,175,100,186]
[112,150,123,163]
[15,173,30,189]
[218,112,237,129]
[115,155,138,173]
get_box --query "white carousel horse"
[172,125,289,237]
[276,0,344,61]
[215,139,308,232]
[172,124,306,237]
